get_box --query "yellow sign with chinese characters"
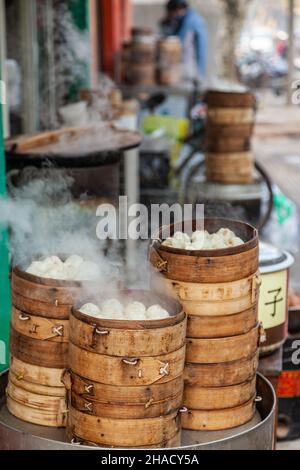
[258,269,288,330]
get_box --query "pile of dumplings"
[80,299,170,321]
[26,255,101,281]
[162,228,244,250]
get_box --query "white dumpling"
[228,236,244,247]
[102,298,124,319]
[65,255,83,269]
[173,231,190,244]
[46,256,64,268]
[209,234,227,249]
[124,301,146,320]
[74,261,101,281]
[64,255,84,279]
[41,256,65,278]
[162,237,175,247]
[26,261,45,276]
[191,230,208,243]
[79,303,101,317]
[217,228,235,242]
[146,304,169,320]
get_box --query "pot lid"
[259,241,294,273]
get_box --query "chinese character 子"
[265,287,283,317]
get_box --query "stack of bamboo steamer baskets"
[157,36,182,85]
[66,291,186,448]
[7,265,91,427]
[149,218,264,431]
[205,90,256,184]
[126,29,157,86]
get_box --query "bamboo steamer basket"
[181,398,255,431]
[206,136,250,153]
[68,291,186,447]
[184,376,256,410]
[8,370,65,398]
[69,431,181,449]
[129,63,156,86]
[69,407,180,448]
[186,305,258,338]
[186,323,260,364]
[9,356,65,388]
[156,272,261,317]
[6,382,68,428]
[205,151,254,185]
[69,342,185,387]
[205,90,255,108]
[11,267,93,319]
[184,353,259,387]
[70,304,186,358]
[206,171,254,185]
[70,387,183,420]
[158,66,182,86]
[10,265,106,369]
[11,306,69,343]
[10,326,68,369]
[207,123,254,139]
[68,372,184,419]
[207,107,254,125]
[131,36,156,64]
[149,218,259,284]
[158,37,182,66]
[7,356,67,427]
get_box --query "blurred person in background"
[160,0,208,82]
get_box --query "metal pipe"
[287,0,295,106]
[19,0,39,133]
[124,148,140,284]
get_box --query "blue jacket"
[177,9,208,77]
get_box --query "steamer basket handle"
[19,314,30,321]
[122,358,139,366]
[90,325,109,348]
[148,245,168,273]
[179,407,189,413]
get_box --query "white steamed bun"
[102,299,124,319]
[146,304,170,320]
[124,301,146,320]
[79,303,102,317]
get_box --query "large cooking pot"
[0,370,276,450]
